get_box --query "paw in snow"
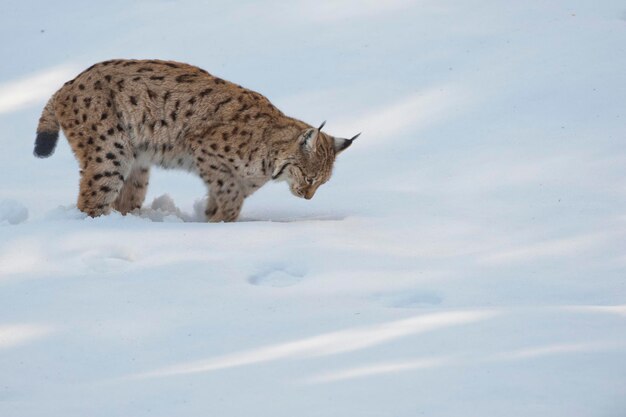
[248,267,306,287]
[375,291,443,308]
[44,195,202,223]
[0,199,28,225]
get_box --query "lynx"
[34,59,359,221]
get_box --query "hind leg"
[71,132,134,217]
[57,87,135,217]
[114,164,150,214]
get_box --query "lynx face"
[275,127,356,200]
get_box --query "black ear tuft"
[333,133,360,154]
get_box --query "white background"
[1,1,625,416]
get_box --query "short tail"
[34,93,60,158]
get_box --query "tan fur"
[35,59,355,221]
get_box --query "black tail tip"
[34,131,59,158]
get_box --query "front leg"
[193,139,245,222]
[204,179,244,222]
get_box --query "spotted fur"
[34,59,356,221]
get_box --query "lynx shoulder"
[34,59,359,221]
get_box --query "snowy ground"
[1,1,626,416]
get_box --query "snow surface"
[1,1,626,416]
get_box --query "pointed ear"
[299,128,319,151]
[333,133,360,154]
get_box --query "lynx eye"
[305,177,314,185]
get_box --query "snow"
[1,1,625,416]
[0,199,28,225]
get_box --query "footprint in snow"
[82,247,136,273]
[248,267,305,287]
[375,291,443,308]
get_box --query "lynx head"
[272,121,359,200]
